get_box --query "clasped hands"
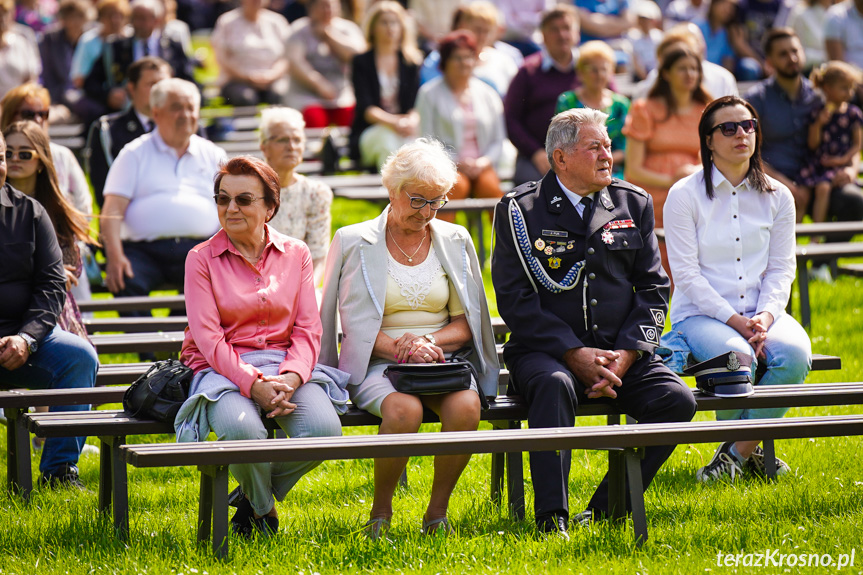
[393,332,445,364]
[564,347,638,399]
[726,311,773,359]
[250,372,301,418]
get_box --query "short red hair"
[213,156,281,218]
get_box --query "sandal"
[363,517,391,541]
[421,516,454,536]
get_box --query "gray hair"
[381,138,458,197]
[130,0,164,19]
[150,78,200,111]
[545,108,609,170]
[259,107,305,142]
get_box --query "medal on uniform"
[544,246,554,255]
[534,238,545,250]
[548,257,562,269]
[566,241,575,250]
[601,229,614,245]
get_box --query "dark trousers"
[116,238,201,321]
[507,350,696,519]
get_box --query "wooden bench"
[793,242,863,329]
[19,376,855,535]
[120,413,863,556]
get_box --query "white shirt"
[824,0,863,70]
[103,130,227,242]
[664,167,796,326]
[556,174,596,216]
[211,8,291,87]
[50,142,92,216]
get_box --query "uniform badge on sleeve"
[649,308,665,327]
[639,325,660,345]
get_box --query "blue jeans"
[0,326,99,475]
[674,313,812,420]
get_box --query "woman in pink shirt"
[178,156,341,537]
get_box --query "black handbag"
[384,347,487,408]
[123,359,193,424]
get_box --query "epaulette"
[502,180,539,201]
[609,178,649,198]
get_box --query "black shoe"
[230,491,279,538]
[572,509,600,527]
[40,464,85,490]
[536,512,569,540]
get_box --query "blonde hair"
[578,40,615,69]
[810,60,863,90]
[363,1,422,66]
[97,0,130,18]
[461,1,501,27]
[381,138,458,197]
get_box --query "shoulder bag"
[123,359,194,424]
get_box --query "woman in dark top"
[349,1,421,169]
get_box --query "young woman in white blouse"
[663,95,812,483]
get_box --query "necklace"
[387,226,427,263]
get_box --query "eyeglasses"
[5,150,36,160]
[710,119,758,137]
[18,110,50,122]
[406,193,448,211]
[213,193,265,207]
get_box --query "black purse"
[384,347,487,408]
[123,359,194,424]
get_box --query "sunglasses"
[18,110,50,121]
[405,193,448,211]
[213,193,265,207]
[5,150,36,160]
[710,119,758,137]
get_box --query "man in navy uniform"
[85,56,171,208]
[491,109,696,537]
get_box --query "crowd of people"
[1,0,863,542]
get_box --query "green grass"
[2,222,862,573]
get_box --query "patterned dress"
[58,241,93,346]
[266,175,333,263]
[799,101,863,187]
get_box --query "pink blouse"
[180,226,322,398]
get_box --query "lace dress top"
[381,244,464,338]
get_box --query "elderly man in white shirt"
[101,78,228,298]
[662,95,811,484]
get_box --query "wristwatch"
[423,333,437,346]
[18,332,38,354]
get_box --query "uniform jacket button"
[588,273,596,280]
[592,324,599,331]
[587,247,595,255]
[590,299,597,306]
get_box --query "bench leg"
[197,469,213,544]
[5,407,32,500]
[762,439,777,479]
[608,450,626,523]
[98,436,112,513]
[109,436,129,541]
[625,448,648,546]
[798,261,811,329]
[212,466,230,558]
